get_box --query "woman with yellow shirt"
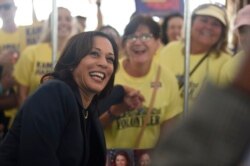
[13,7,73,106]
[159,3,232,102]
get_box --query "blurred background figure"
[13,7,73,106]
[98,25,123,58]
[219,5,250,86]
[0,0,26,53]
[74,0,102,33]
[0,0,45,141]
[137,151,151,166]
[0,0,22,141]
[75,15,86,32]
[161,12,183,46]
[159,3,232,105]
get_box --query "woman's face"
[191,15,222,49]
[73,36,115,96]
[166,17,183,42]
[0,0,16,23]
[139,153,151,166]
[115,154,128,166]
[58,8,72,39]
[124,25,159,65]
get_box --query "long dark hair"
[41,31,119,100]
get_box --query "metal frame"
[51,0,58,68]
[183,0,192,114]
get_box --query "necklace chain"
[84,110,88,119]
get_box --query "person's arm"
[0,72,17,110]
[16,83,29,107]
[99,85,144,127]
[152,54,250,166]
[95,0,103,30]
[0,94,17,110]
[98,85,125,115]
[0,49,19,110]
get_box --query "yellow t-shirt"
[219,51,245,86]
[24,21,44,45]
[0,27,27,53]
[159,41,232,101]
[104,57,182,149]
[13,43,59,96]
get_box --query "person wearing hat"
[219,5,250,86]
[158,3,232,106]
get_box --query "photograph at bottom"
[106,149,152,166]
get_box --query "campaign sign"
[135,0,184,17]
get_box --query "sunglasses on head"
[0,3,14,11]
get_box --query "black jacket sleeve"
[97,85,125,115]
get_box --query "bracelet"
[107,109,119,121]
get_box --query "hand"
[123,85,145,110]
[96,0,101,7]
[109,86,145,117]
[0,49,19,65]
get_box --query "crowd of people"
[0,0,249,165]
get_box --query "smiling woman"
[0,31,119,166]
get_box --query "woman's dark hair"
[122,15,160,47]
[41,31,119,100]
[161,12,183,45]
[114,150,131,166]
[99,25,120,39]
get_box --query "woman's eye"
[200,18,207,23]
[107,57,115,63]
[89,51,99,57]
[212,21,221,27]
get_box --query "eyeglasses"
[0,3,14,11]
[125,33,153,42]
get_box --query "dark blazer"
[0,80,106,166]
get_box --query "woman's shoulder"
[21,43,50,54]
[39,79,71,92]
[161,40,183,51]
[31,79,73,100]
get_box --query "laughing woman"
[159,3,232,104]
[104,15,182,150]
[0,31,119,166]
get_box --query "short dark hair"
[41,31,119,100]
[161,12,183,45]
[76,15,86,21]
[122,15,160,46]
